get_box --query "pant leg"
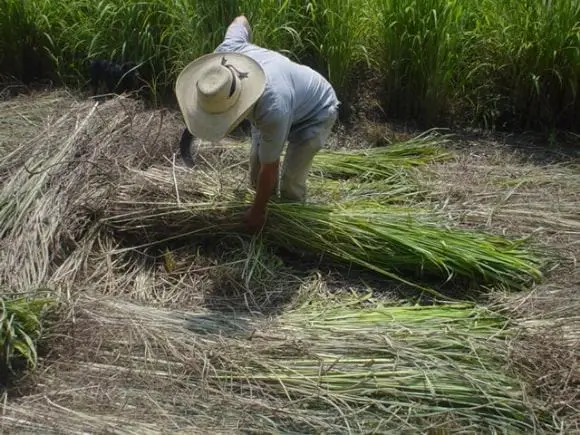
[280,110,338,202]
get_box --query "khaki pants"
[249,111,338,202]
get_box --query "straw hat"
[175,52,266,142]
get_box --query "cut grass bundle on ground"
[0,294,559,433]
[312,130,453,182]
[104,166,545,298]
[266,200,544,294]
[307,176,424,204]
[203,301,555,432]
[0,294,53,376]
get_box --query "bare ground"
[0,91,578,434]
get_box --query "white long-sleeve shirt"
[214,21,340,164]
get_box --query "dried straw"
[102,164,546,298]
[0,293,558,434]
[0,95,180,292]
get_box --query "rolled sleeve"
[215,20,250,52]
[251,93,289,163]
[257,116,291,164]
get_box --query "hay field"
[0,91,579,434]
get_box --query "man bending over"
[175,15,339,232]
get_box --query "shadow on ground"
[442,128,580,165]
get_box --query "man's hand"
[243,159,279,233]
[243,206,266,233]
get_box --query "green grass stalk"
[210,303,553,432]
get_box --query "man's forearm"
[252,163,278,214]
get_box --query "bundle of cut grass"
[311,130,453,182]
[0,294,53,374]
[307,176,426,204]
[104,166,544,296]
[204,302,553,432]
[266,200,544,293]
[0,294,557,433]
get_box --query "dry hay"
[0,90,78,156]
[419,146,580,243]
[0,92,579,433]
[416,142,580,431]
[1,290,558,434]
[0,93,183,292]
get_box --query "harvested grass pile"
[307,131,453,202]
[103,164,545,297]
[0,94,180,291]
[0,293,557,434]
[219,302,552,432]
[311,130,453,182]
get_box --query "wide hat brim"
[175,52,266,142]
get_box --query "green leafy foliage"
[464,0,580,130]
[1,0,578,130]
[0,295,53,373]
[0,0,53,82]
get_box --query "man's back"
[214,18,339,159]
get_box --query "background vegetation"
[1,0,578,132]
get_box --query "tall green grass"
[300,0,373,94]
[465,0,580,129]
[370,0,471,124]
[0,0,578,131]
[42,0,186,99]
[0,0,52,82]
